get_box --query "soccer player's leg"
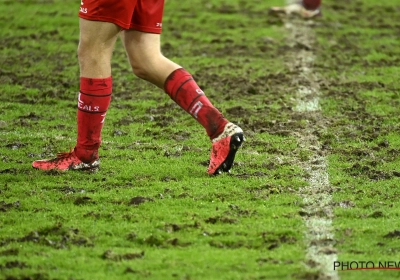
[74,19,120,164]
[122,30,244,174]
[32,19,120,171]
[32,0,140,171]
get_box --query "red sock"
[75,77,112,163]
[303,0,321,10]
[164,68,228,140]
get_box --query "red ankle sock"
[164,68,228,139]
[75,77,112,163]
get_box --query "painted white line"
[283,4,339,279]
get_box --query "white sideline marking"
[294,86,321,112]
[283,5,339,279]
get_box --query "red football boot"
[208,123,244,175]
[32,149,100,171]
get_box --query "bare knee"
[77,43,89,66]
[78,19,119,71]
[77,40,113,77]
[77,39,99,66]
[131,63,151,81]
[128,54,177,87]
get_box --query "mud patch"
[0,223,94,249]
[102,250,144,261]
[384,230,400,239]
[74,196,94,205]
[205,216,237,224]
[138,234,190,247]
[0,248,19,256]
[0,261,29,269]
[129,196,154,206]
[0,201,20,212]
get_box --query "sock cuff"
[80,77,112,95]
[164,68,193,95]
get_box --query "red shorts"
[79,0,164,33]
